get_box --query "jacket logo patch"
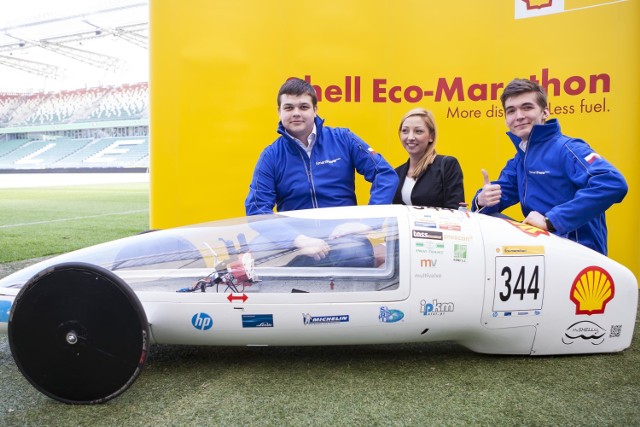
[316,157,342,166]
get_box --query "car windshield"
[0,210,401,295]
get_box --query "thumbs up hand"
[477,169,502,208]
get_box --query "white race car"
[0,205,637,404]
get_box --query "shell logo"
[522,0,553,10]
[504,219,550,237]
[570,266,615,315]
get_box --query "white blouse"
[401,176,416,205]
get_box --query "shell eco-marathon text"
[300,68,610,104]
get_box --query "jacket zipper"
[298,147,319,209]
[522,145,528,210]
[521,125,540,211]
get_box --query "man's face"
[278,94,317,141]
[504,92,549,141]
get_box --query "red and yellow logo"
[570,266,615,315]
[522,0,554,10]
[504,219,550,237]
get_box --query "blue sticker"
[0,300,11,323]
[302,314,349,325]
[242,314,274,328]
[414,221,437,229]
[378,306,404,323]
[191,312,213,331]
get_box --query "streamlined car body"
[0,205,636,403]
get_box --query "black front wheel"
[8,262,149,404]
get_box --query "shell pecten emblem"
[522,0,553,10]
[570,266,615,315]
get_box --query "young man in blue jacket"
[472,78,627,255]
[245,77,398,263]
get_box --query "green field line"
[0,209,148,229]
[0,182,149,263]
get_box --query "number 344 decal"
[493,256,545,312]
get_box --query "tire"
[8,262,149,404]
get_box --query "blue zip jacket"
[245,116,398,215]
[472,118,627,255]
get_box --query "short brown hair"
[277,78,318,108]
[500,78,548,110]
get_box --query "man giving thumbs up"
[471,79,627,255]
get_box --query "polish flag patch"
[584,152,601,164]
[368,147,376,155]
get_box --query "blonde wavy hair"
[398,108,437,179]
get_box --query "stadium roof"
[0,0,148,93]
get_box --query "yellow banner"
[150,0,639,278]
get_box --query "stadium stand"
[0,95,23,124]
[0,83,149,172]
[0,139,27,158]
[1,83,148,127]
[51,137,149,169]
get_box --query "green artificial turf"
[0,181,638,426]
[0,183,149,263]
[1,328,639,426]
